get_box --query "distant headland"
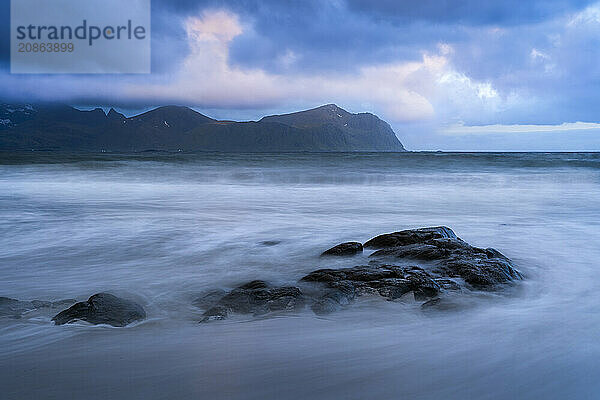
[0,103,406,152]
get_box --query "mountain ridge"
[0,103,406,152]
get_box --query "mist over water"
[1,152,600,399]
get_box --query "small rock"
[200,281,304,322]
[52,293,146,327]
[321,242,363,256]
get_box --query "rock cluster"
[194,226,522,322]
[3,227,523,327]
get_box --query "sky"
[2,0,600,151]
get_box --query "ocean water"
[1,152,600,399]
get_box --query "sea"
[1,151,599,399]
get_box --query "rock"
[321,242,363,256]
[299,226,522,314]
[364,226,458,249]
[0,296,76,319]
[238,280,269,290]
[199,281,305,322]
[435,279,462,291]
[52,293,146,327]
[370,236,522,288]
[301,265,441,313]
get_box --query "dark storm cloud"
[149,0,595,76]
[2,0,593,74]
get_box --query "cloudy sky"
[2,0,600,150]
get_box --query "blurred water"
[1,152,600,399]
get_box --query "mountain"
[0,103,406,152]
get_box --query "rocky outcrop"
[197,280,305,322]
[4,227,521,326]
[52,293,146,327]
[191,227,522,320]
[368,228,522,288]
[321,242,363,256]
[299,226,522,314]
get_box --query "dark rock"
[200,281,304,322]
[441,256,522,288]
[369,236,522,288]
[299,226,522,315]
[52,293,146,327]
[0,296,76,319]
[321,242,363,256]
[364,226,458,249]
[434,279,462,291]
[238,280,269,290]
[301,265,440,313]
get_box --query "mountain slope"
[259,104,404,151]
[0,103,406,152]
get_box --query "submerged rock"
[197,280,305,322]
[0,296,76,319]
[321,242,363,256]
[52,293,146,327]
